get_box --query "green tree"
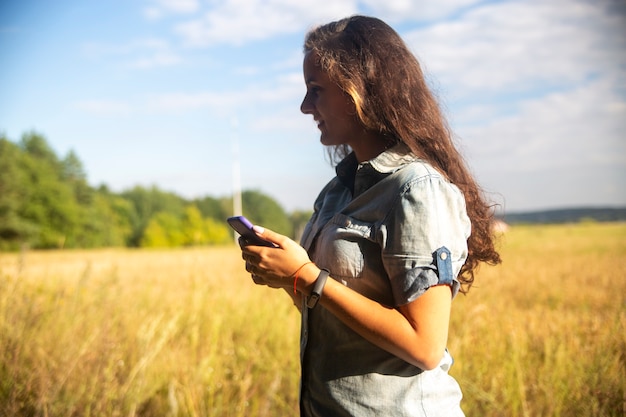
[181,205,207,246]
[20,131,60,167]
[193,196,229,221]
[241,190,292,236]
[122,186,186,247]
[204,217,231,245]
[96,186,135,246]
[69,192,131,248]
[140,212,185,248]
[62,149,93,205]
[0,137,37,249]
[6,132,128,249]
[181,205,232,246]
[58,150,118,248]
[17,133,80,248]
[0,131,303,249]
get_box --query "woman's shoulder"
[385,159,466,211]
[383,158,448,195]
[370,143,443,181]
[400,158,442,179]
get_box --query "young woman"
[238,15,501,416]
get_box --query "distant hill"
[498,207,626,224]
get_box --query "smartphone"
[227,216,276,247]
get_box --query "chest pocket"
[315,213,375,281]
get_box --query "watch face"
[308,269,329,308]
[307,294,320,308]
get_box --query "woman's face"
[300,52,363,148]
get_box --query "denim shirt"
[299,143,470,417]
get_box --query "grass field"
[1,222,624,416]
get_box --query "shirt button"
[440,252,448,260]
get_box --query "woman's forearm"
[297,266,452,370]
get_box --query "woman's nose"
[300,93,313,114]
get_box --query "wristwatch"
[307,268,330,309]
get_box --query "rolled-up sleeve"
[379,173,471,305]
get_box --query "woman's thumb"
[252,225,282,247]
[252,225,266,235]
[252,225,279,242]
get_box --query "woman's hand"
[240,226,314,290]
[239,226,452,369]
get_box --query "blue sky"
[1,0,625,213]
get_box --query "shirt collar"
[335,142,417,194]
[366,142,416,174]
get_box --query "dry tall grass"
[449,222,626,416]
[0,222,624,416]
[0,248,301,416]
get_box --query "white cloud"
[83,38,167,57]
[144,79,303,114]
[82,38,182,69]
[461,78,626,173]
[75,99,133,117]
[250,107,309,133]
[71,0,626,211]
[127,51,181,69]
[146,91,229,112]
[390,0,626,211]
[143,7,162,20]
[144,0,487,34]
[234,66,261,76]
[455,77,626,211]
[362,0,483,22]
[173,0,357,47]
[405,0,626,96]
[143,0,200,20]
[158,0,200,13]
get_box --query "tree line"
[0,131,311,251]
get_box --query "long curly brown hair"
[304,15,501,292]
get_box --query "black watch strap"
[307,269,330,309]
